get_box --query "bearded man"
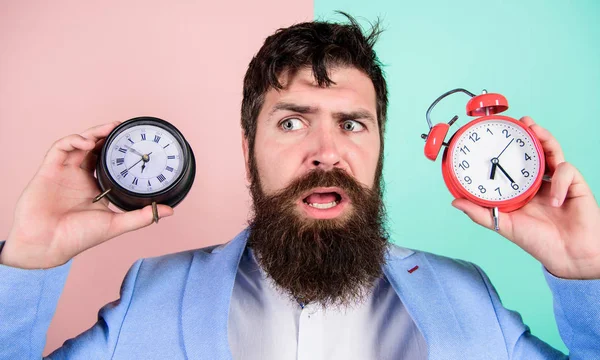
[1,14,600,360]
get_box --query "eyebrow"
[269,102,377,127]
[332,110,376,127]
[269,102,318,117]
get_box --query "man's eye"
[280,118,304,131]
[341,120,364,132]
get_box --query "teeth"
[307,201,338,209]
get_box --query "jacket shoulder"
[387,242,486,285]
[139,241,230,273]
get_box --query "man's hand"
[452,116,600,280]
[0,122,174,269]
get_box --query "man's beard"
[247,167,388,309]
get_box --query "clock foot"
[492,207,499,232]
[92,188,112,203]
[152,201,159,224]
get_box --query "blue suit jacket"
[1,228,599,359]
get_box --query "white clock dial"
[451,119,541,201]
[106,124,184,194]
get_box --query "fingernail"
[552,198,560,207]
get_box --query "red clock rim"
[442,115,546,212]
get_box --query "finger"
[451,198,512,237]
[64,121,121,167]
[107,204,175,239]
[527,123,565,174]
[42,134,96,169]
[549,162,591,207]
[80,138,107,173]
[519,115,536,128]
[80,121,121,142]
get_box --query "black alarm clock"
[93,116,196,222]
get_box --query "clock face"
[451,119,541,201]
[105,124,185,194]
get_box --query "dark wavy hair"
[241,13,388,192]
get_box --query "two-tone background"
[1,0,598,355]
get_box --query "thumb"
[451,199,503,233]
[107,204,174,239]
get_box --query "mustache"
[261,167,375,204]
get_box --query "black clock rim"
[97,116,191,199]
[97,145,195,211]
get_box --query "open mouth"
[303,191,342,209]
[298,187,349,218]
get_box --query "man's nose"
[307,128,341,171]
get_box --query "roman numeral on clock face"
[154,135,161,143]
[166,166,174,172]
[141,133,146,141]
[132,177,138,185]
[118,147,127,154]
[168,155,175,159]
[120,169,128,177]
[116,158,124,165]
[157,174,166,182]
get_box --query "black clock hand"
[127,157,143,171]
[126,152,152,172]
[489,139,514,180]
[489,158,499,180]
[496,163,515,184]
[489,163,497,180]
[140,152,153,173]
[496,138,514,159]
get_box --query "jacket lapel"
[181,228,249,360]
[383,246,466,360]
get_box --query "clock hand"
[496,162,515,184]
[127,157,143,171]
[489,139,514,181]
[489,163,497,180]
[496,138,514,159]
[489,158,499,180]
[125,145,145,157]
[125,152,152,172]
[141,151,153,173]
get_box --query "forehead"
[259,66,377,118]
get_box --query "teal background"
[316,0,600,353]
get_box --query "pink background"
[0,1,312,355]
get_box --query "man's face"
[243,66,387,308]
[244,66,381,218]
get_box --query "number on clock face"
[107,125,184,194]
[451,120,540,201]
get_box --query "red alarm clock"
[422,89,546,231]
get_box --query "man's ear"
[241,132,251,183]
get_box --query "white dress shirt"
[228,246,428,360]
